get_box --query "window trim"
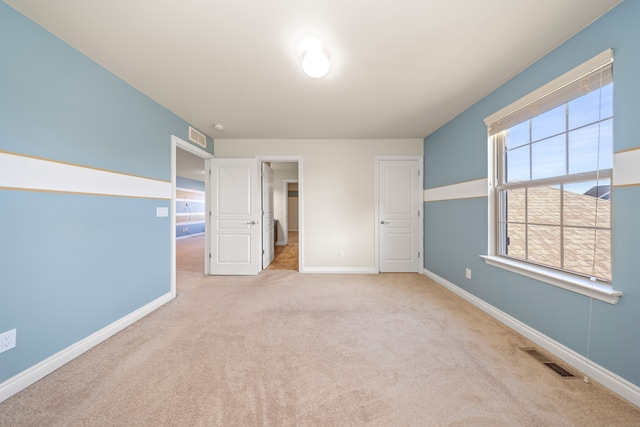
[480,254,621,304]
[483,49,622,304]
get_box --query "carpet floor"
[1,235,639,426]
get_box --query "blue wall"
[176,176,205,192]
[0,3,212,384]
[424,1,640,387]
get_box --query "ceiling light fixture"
[302,44,330,79]
[212,124,224,131]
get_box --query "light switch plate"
[156,207,169,217]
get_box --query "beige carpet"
[1,235,639,426]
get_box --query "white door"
[378,159,421,272]
[209,159,260,275]
[261,163,275,269]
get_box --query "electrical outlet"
[0,329,16,353]
[339,250,345,258]
[465,268,471,279]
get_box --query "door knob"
[380,220,388,224]
[247,220,257,225]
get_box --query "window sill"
[480,255,622,304]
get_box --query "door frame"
[261,162,275,269]
[374,155,424,273]
[256,156,303,272]
[171,135,214,297]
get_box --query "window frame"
[482,49,622,304]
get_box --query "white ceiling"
[6,0,621,140]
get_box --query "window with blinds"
[485,50,613,283]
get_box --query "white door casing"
[262,162,275,269]
[209,159,260,275]
[377,158,422,273]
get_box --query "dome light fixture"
[302,44,330,79]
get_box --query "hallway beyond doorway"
[269,231,298,271]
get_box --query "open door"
[262,162,275,269]
[209,159,261,275]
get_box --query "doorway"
[267,177,299,271]
[203,156,302,275]
[259,158,301,272]
[171,136,213,296]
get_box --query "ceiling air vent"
[188,126,206,148]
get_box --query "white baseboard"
[301,267,377,274]
[423,268,640,408]
[275,241,285,246]
[0,292,174,404]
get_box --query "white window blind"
[485,49,613,136]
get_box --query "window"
[483,50,621,304]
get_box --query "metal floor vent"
[543,362,575,378]
[520,348,576,379]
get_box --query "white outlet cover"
[156,207,169,217]
[0,329,16,353]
